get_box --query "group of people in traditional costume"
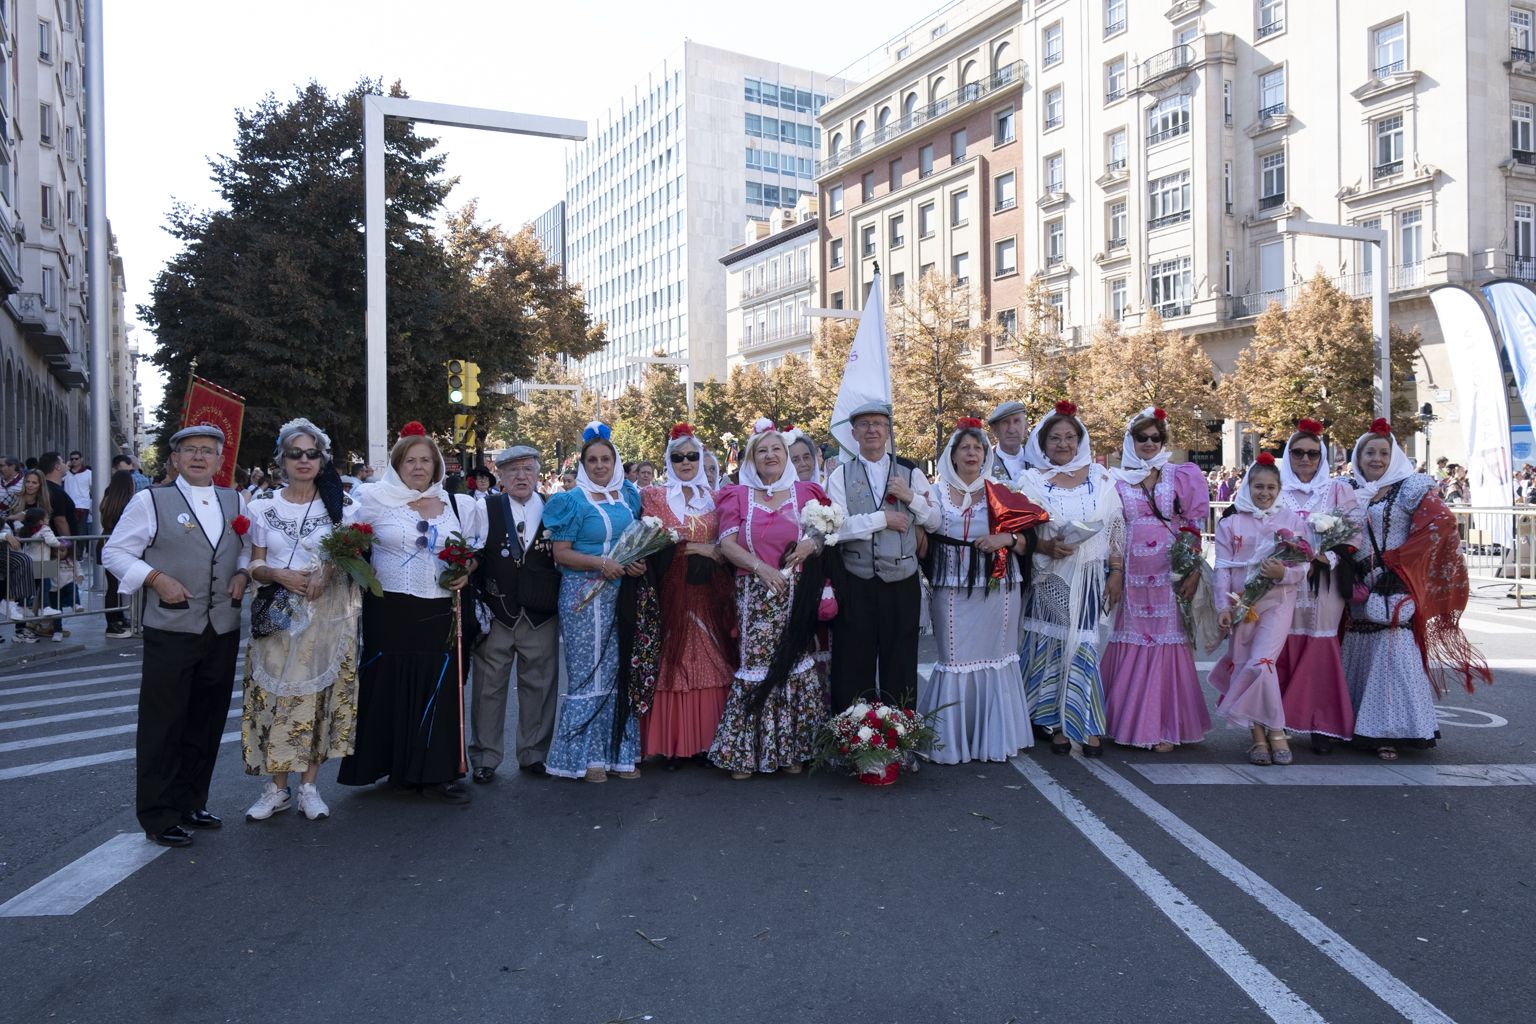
[109,401,1488,847]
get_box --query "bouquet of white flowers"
[572,515,679,612]
[800,500,845,546]
[1307,508,1361,556]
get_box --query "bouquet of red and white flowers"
[436,532,479,588]
[1224,528,1314,629]
[572,515,679,612]
[319,522,383,596]
[812,701,942,776]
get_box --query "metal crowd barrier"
[0,531,135,636]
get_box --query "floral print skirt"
[241,650,359,774]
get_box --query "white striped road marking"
[0,730,239,781]
[0,687,140,712]
[0,657,245,688]
[1,692,241,725]
[0,703,138,730]
[1194,658,1536,672]
[1011,756,1325,1024]
[0,707,240,754]
[1457,615,1527,635]
[0,834,166,917]
[1079,757,1457,1023]
[1131,763,1536,787]
[0,673,142,696]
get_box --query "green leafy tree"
[1075,312,1222,452]
[612,361,688,464]
[501,355,591,469]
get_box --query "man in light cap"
[467,444,562,781]
[988,400,1031,483]
[825,401,935,710]
[103,423,252,848]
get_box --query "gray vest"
[142,485,243,635]
[840,457,918,582]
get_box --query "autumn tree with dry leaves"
[889,274,996,461]
[1075,312,1222,452]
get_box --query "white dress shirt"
[994,446,1028,482]
[102,479,252,594]
[507,493,544,547]
[64,467,92,513]
[826,455,935,543]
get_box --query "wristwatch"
[232,568,251,582]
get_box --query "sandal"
[615,769,641,780]
[782,763,803,774]
[730,771,752,780]
[583,767,608,783]
[1049,734,1072,756]
[1247,742,1273,766]
[1267,733,1293,766]
[1376,746,1399,761]
[1152,742,1176,754]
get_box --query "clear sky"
[103,0,947,417]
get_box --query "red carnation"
[1369,417,1392,436]
[1179,525,1201,536]
[230,515,250,536]
[399,421,427,438]
[886,495,897,505]
[669,422,695,440]
[955,416,983,429]
[1152,408,1166,421]
[779,422,796,433]
[1054,400,1078,417]
[353,523,373,535]
[1296,417,1324,435]
[1255,452,1276,465]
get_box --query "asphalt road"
[0,593,1532,1024]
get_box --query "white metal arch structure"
[363,95,586,466]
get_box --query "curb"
[0,641,92,672]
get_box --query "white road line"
[0,730,239,781]
[0,707,240,753]
[1457,615,1527,635]
[0,834,166,917]
[0,673,143,696]
[1079,757,1457,1024]
[1193,658,1536,672]
[1010,756,1324,1024]
[0,703,138,730]
[0,687,140,712]
[1130,763,1536,787]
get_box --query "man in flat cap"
[103,424,252,848]
[988,400,1031,484]
[467,444,562,782]
[824,401,936,710]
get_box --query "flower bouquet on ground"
[1220,528,1314,640]
[572,515,678,612]
[318,523,382,596]
[812,701,943,785]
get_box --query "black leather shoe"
[423,782,471,804]
[471,767,496,784]
[518,761,549,778]
[182,809,222,829]
[146,825,194,848]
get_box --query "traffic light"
[461,362,481,408]
[453,413,479,446]
[446,359,466,405]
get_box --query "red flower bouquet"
[319,523,382,596]
[812,701,943,780]
[436,532,478,589]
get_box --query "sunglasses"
[1290,449,1322,460]
[669,452,701,464]
[284,448,324,461]
[415,520,431,549]
[1132,433,1162,444]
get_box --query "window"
[1514,103,1533,156]
[41,265,56,308]
[1148,171,1191,228]
[995,237,1018,276]
[919,143,934,178]
[1259,68,1286,119]
[1516,9,1535,57]
[1374,114,1404,176]
[37,19,50,61]
[861,223,877,257]
[1225,250,1234,293]
[889,214,905,248]
[952,252,971,285]
[1044,86,1064,130]
[1373,20,1406,77]
[66,189,77,223]
[1048,291,1066,326]
[890,272,905,300]
[829,238,844,268]
[994,171,1016,211]
[1259,151,1286,209]
[1147,94,1190,144]
[1400,208,1423,266]
[862,171,875,203]
[1045,220,1064,265]
[1044,153,1065,195]
[39,184,53,226]
[996,308,1018,345]
[1109,278,1129,320]
[951,189,970,225]
[951,129,967,162]
[1043,23,1063,67]
[1105,0,1127,36]
[1105,57,1127,101]
[828,184,844,215]
[38,102,52,145]
[1516,204,1535,263]
[63,61,75,96]
[1150,257,1192,316]
[1106,128,1127,171]
[63,125,75,159]
[1108,200,1127,246]
[831,291,844,309]
[1259,240,1284,293]
[920,261,936,280]
[1258,0,1284,38]
[919,201,936,237]
[1359,217,1381,283]
[995,107,1016,144]
[1223,80,1233,124]
[1224,161,1233,212]
[889,158,902,191]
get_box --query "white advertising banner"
[1428,286,1513,509]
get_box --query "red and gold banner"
[180,376,245,488]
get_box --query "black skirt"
[337,592,467,788]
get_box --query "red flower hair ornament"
[1255,452,1277,466]
[1295,417,1325,435]
[1369,418,1393,436]
[1152,408,1167,421]
[669,422,695,441]
[1054,400,1078,417]
[955,416,984,430]
[398,421,427,438]
[779,422,796,433]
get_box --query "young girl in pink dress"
[1210,454,1308,766]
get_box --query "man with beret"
[467,445,562,782]
[102,424,251,848]
[824,401,936,710]
[988,400,1031,484]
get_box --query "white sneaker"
[3,601,23,619]
[50,631,63,642]
[37,606,60,617]
[296,782,329,821]
[244,782,291,821]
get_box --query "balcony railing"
[1148,210,1191,230]
[1043,50,1062,69]
[1154,300,1192,318]
[1046,253,1064,267]
[1509,255,1536,282]
[1258,192,1286,211]
[1515,46,1536,63]
[740,267,811,299]
[1147,122,1190,146]
[1258,102,1286,120]
[1373,159,1403,179]
[742,324,814,351]
[1138,45,1194,88]
[1105,158,1127,173]
[1106,87,1125,102]
[817,62,1024,175]
[1107,236,1127,251]
[1044,115,1063,130]
[1373,59,1405,79]
[1515,149,1536,166]
[1104,18,1126,37]
[995,196,1017,212]
[1233,262,1428,318]
[1257,19,1284,39]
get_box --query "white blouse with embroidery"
[353,493,487,600]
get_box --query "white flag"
[829,272,891,458]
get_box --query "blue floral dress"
[541,483,644,778]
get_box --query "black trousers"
[829,571,920,710]
[136,625,240,832]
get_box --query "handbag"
[817,580,839,622]
[250,583,297,638]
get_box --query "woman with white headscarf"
[338,422,487,803]
[637,423,735,767]
[709,419,829,778]
[786,427,822,485]
[1013,401,1126,756]
[919,418,1038,763]
[241,418,360,823]
[1340,419,1489,760]
[1274,416,1361,753]
[1100,407,1211,752]
[540,422,648,782]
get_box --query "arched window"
[903,92,918,122]
[930,76,946,102]
[993,41,1011,73]
[960,60,979,100]
[877,106,891,131]
[830,131,843,155]
[852,120,867,146]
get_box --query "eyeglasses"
[1132,433,1162,444]
[177,446,220,458]
[1290,449,1322,461]
[284,448,323,461]
[669,452,701,464]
